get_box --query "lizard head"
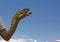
[23,8,32,16]
[11,8,32,26]
[17,8,32,19]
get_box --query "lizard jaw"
[25,11,32,16]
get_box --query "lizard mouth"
[25,11,32,16]
[24,9,32,16]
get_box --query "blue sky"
[0,0,60,42]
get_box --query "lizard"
[0,8,32,41]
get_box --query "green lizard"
[0,8,32,41]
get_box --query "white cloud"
[46,40,48,42]
[34,40,37,42]
[0,38,37,42]
[54,40,60,42]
